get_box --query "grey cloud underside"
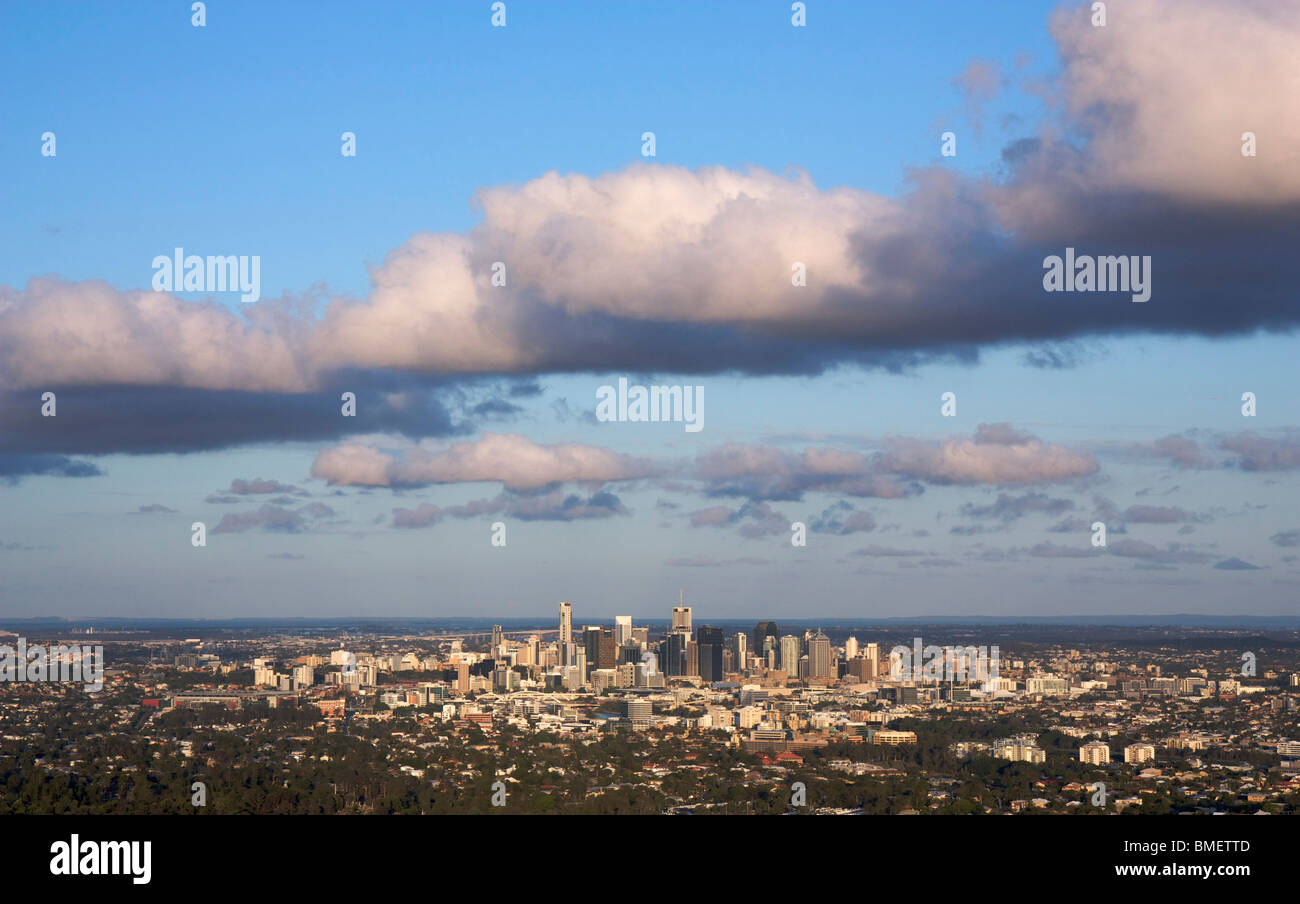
[0,379,465,458]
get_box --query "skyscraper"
[809,629,832,679]
[614,615,633,646]
[672,596,692,637]
[491,624,503,656]
[659,632,687,677]
[731,632,748,671]
[754,621,779,655]
[697,625,725,682]
[559,602,573,667]
[780,635,801,674]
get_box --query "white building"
[1080,741,1111,765]
[1124,742,1156,764]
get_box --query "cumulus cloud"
[1219,432,1300,471]
[312,432,660,489]
[879,424,1097,485]
[5,1,1297,465]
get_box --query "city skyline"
[3,0,1299,619]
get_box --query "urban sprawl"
[2,605,1299,815]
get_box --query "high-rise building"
[614,615,633,646]
[780,635,801,673]
[457,660,470,694]
[864,642,879,677]
[731,632,748,671]
[845,636,859,660]
[659,632,687,677]
[558,602,573,667]
[491,624,503,656]
[809,630,832,679]
[1124,742,1156,764]
[672,600,692,637]
[754,622,780,655]
[1079,741,1111,764]
[584,626,616,674]
[697,625,725,682]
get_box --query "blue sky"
[2,0,1298,619]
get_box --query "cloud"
[312,432,660,489]
[960,491,1074,521]
[1151,434,1213,468]
[1214,557,1261,571]
[1108,539,1210,564]
[879,424,1097,485]
[227,478,307,496]
[1270,529,1300,548]
[694,443,914,502]
[851,545,926,558]
[952,59,1001,137]
[809,501,877,535]
[504,490,628,521]
[1121,505,1194,524]
[211,503,336,534]
[688,501,789,538]
[1219,432,1300,471]
[0,454,102,484]
[5,1,1299,466]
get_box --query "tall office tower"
[731,633,748,671]
[865,642,880,677]
[809,630,832,678]
[582,626,600,675]
[685,640,699,677]
[614,615,633,646]
[780,635,801,673]
[597,629,616,670]
[559,602,573,667]
[573,650,588,689]
[584,626,616,673]
[845,636,859,660]
[659,632,687,677]
[754,621,780,656]
[457,659,470,694]
[491,624,503,655]
[672,597,693,637]
[697,625,725,682]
